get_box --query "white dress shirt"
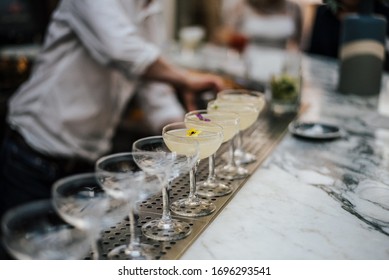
[8,0,184,161]
[221,0,301,49]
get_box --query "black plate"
[288,121,344,140]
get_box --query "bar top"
[180,50,389,259]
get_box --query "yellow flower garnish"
[186,128,201,137]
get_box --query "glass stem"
[207,154,216,183]
[161,182,172,223]
[189,161,200,200]
[228,135,238,168]
[236,131,243,153]
[128,207,139,250]
[91,233,101,260]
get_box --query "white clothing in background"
[221,0,302,49]
[8,0,184,161]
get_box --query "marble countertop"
[180,50,389,260]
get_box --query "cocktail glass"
[52,173,109,260]
[207,99,259,179]
[1,199,91,259]
[132,136,199,241]
[216,89,266,164]
[163,121,223,217]
[185,110,239,197]
[95,152,166,259]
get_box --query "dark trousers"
[0,127,95,259]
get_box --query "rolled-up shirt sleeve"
[63,0,160,78]
[136,82,185,133]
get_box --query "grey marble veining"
[181,53,389,260]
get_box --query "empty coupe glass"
[133,136,199,241]
[52,173,109,260]
[1,199,91,259]
[95,152,166,260]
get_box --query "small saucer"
[288,121,344,140]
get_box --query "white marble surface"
[181,54,389,260]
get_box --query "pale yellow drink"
[217,89,266,112]
[163,128,222,160]
[207,100,259,131]
[185,113,238,143]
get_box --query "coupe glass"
[185,110,239,197]
[1,199,91,259]
[207,99,259,179]
[133,136,199,241]
[95,152,165,260]
[163,121,223,217]
[217,89,266,164]
[52,173,109,260]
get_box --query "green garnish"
[271,74,300,103]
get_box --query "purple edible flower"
[196,113,211,122]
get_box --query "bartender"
[0,0,225,220]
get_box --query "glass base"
[107,243,157,260]
[234,149,256,165]
[270,102,299,116]
[215,165,248,180]
[197,180,233,197]
[142,218,192,241]
[170,197,216,217]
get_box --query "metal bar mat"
[89,112,294,260]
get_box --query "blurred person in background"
[215,0,303,51]
[306,0,389,71]
[0,0,225,224]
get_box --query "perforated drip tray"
[88,112,294,260]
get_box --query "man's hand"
[143,57,226,111]
[180,72,226,111]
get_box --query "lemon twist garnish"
[186,128,201,137]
